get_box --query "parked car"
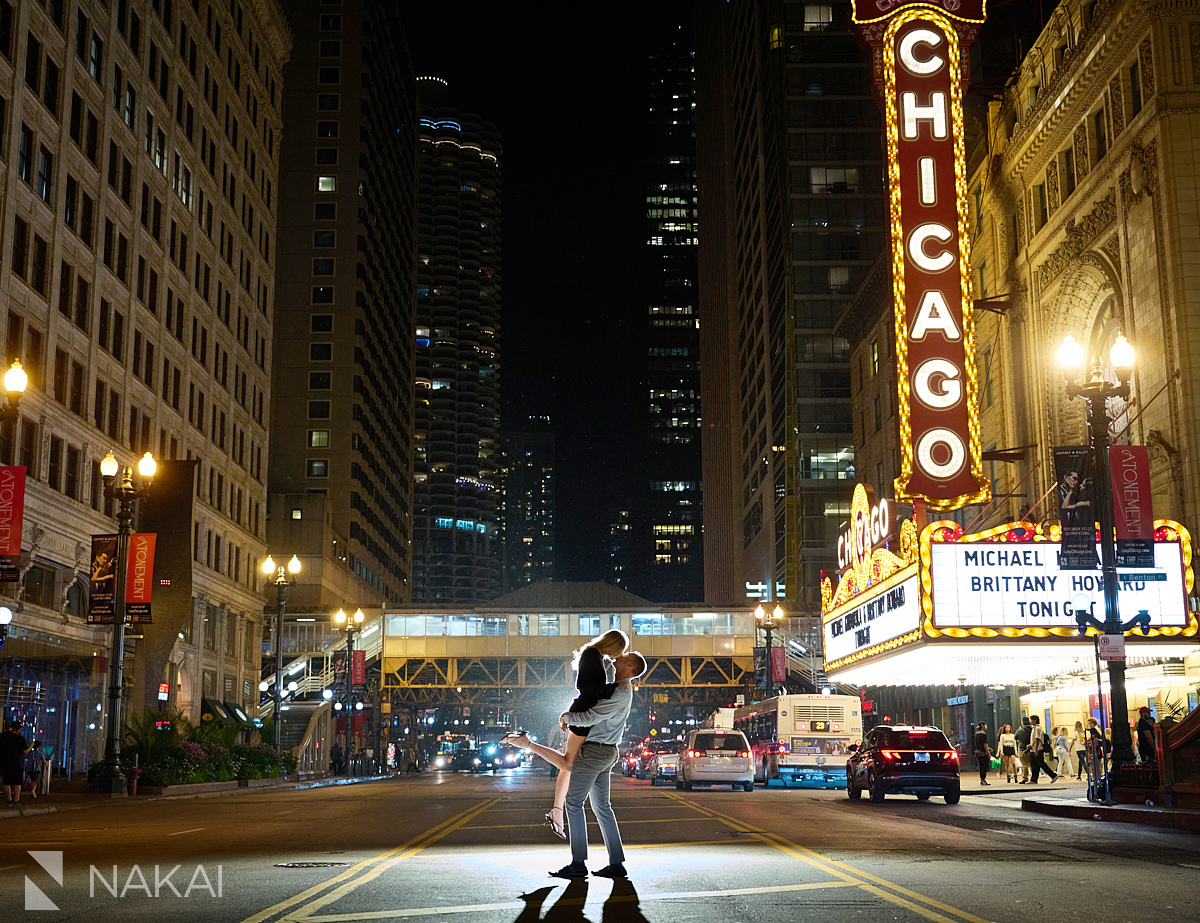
[846,725,960,804]
[676,729,754,791]
[646,747,681,786]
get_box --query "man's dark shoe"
[592,864,627,879]
[549,864,587,879]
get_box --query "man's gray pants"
[564,741,625,869]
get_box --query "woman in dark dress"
[505,629,628,838]
[1,721,30,807]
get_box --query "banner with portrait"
[88,534,119,623]
[1053,446,1098,569]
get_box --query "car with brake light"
[845,725,960,804]
[645,743,682,786]
[676,729,755,791]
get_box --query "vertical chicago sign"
[854,0,990,510]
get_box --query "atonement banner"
[1053,446,1098,570]
[125,532,157,623]
[1110,445,1154,566]
[0,465,25,581]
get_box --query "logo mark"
[26,850,63,911]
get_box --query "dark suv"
[846,725,960,804]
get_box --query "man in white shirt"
[550,650,647,880]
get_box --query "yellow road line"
[280,799,499,923]
[662,792,991,923]
[237,799,499,923]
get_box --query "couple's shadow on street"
[515,878,650,923]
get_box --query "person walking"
[24,740,47,800]
[1015,716,1032,783]
[1053,727,1073,778]
[1,721,30,807]
[1072,721,1087,780]
[1027,715,1058,783]
[510,651,648,879]
[996,724,1018,782]
[972,722,992,785]
[330,741,344,776]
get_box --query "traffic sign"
[1097,634,1126,661]
[1118,572,1167,582]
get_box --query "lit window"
[291,508,303,520]
[308,430,330,448]
[306,459,328,478]
[316,175,336,192]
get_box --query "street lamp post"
[0,359,28,422]
[755,604,783,692]
[262,554,301,751]
[93,450,156,795]
[334,608,364,773]
[1057,332,1144,774]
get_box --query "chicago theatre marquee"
[821,485,1198,687]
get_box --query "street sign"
[1097,634,1126,662]
[1118,572,1167,581]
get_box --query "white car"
[677,729,755,791]
[646,751,679,786]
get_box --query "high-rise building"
[644,14,703,603]
[500,416,555,592]
[412,78,502,604]
[697,0,885,611]
[0,0,290,766]
[272,0,418,611]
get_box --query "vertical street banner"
[351,649,367,693]
[770,646,787,683]
[1054,446,1099,569]
[0,465,25,580]
[125,532,157,623]
[1109,445,1154,566]
[753,645,766,687]
[88,534,119,623]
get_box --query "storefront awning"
[222,701,256,729]
[200,698,235,727]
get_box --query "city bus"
[734,694,863,788]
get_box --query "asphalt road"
[1,767,1197,922]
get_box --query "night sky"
[401,5,671,582]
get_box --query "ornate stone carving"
[1046,159,1060,212]
[1191,23,1200,85]
[1074,123,1090,180]
[1016,199,1026,252]
[1141,38,1156,100]
[1038,188,1118,284]
[1109,76,1125,135]
[1098,234,1122,270]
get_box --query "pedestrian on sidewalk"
[973,722,992,785]
[1053,727,1073,778]
[996,724,1018,782]
[24,740,47,800]
[1,721,30,807]
[1072,721,1088,780]
[1136,707,1156,763]
[330,741,344,776]
[1015,717,1032,783]
[1027,715,1058,783]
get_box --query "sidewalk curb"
[1020,796,1200,831]
[0,773,397,819]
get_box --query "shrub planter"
[147,781,240,797]
[237,778,283,789]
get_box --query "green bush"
[117,709,288,787]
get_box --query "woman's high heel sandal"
[544,807,566,840]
